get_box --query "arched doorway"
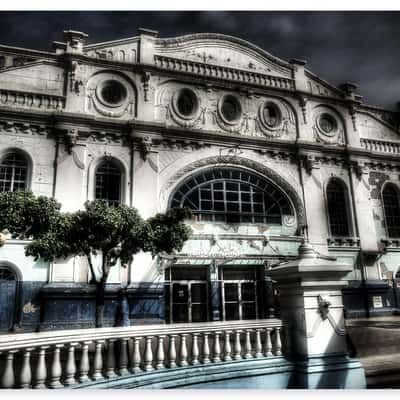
[0,265,18,331]
[167,166,298,323]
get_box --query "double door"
[222,280,257,320]
[171,281,208,323]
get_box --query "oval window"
[262,102,281,128]
[318,113,337,135]
[176,89,198,117]
[99,80,127,106]
[221,95,242,123]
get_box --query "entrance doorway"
[0,265,17,331]
[172,281,208,323]
[221,267,257,321]
[166,266,209,323]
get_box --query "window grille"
[382,184,400,238]
[170,168,293,224]
[0,153,28,192]
[326,179,350,236]
[95,160,122,206]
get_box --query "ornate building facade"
[0,28,399,332]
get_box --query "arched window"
[0,265,17,281]
[95,159,122,206]
[170,168,294,224]
[326,178,350,236]
[382,183,400,238]
[0,152,28,192]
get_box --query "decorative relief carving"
[312,106,345,146]
[349,159,369,180]
[0,120,50,136]
[69,60,84,94]
[86,71,135,119]
[141,72,151,102]
[157,82,296,140]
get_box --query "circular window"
[318,113,338,136]
[174,89,198,118]
[97,80,127,107]
[261,102,281,128]
[220,95,242,123]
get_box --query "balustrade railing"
[0,319,283,389]
[0,89,65,111]
[360,138,400,154]
[154,55,295,91]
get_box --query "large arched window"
[382,183,400,238]
[326,178,351,237]
[170,168,294,224]
[95,159,122,206]
[0,152,29,192]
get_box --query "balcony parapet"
[154,54,295,91]
[380,238,400,250]
[0,319,283,389]
[360,138,400,154]
[0,88,65,111]
[327,236,360,248]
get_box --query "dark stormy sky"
[0,11,399,110]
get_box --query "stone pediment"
[0,61,64,96]
[305,72,345,100]
[154,33,293,78]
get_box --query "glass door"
[222,267,258,321]
[171,281,208,323]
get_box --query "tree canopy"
[0,191,192,326]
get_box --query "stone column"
[209,261,221,321]
[269,240,366,389]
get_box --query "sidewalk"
[346,316,400,388]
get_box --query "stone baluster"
[223,331,232,361]
[274,327,282,356]
[130,337,142,373]
[144,336,154,371]
[233,330,242,360]
[264,328,273,357]
[191,333,200,365]
[244,329,252,359]
[105,339,117,378]
[202,333,210,364]
[64,342,78,386]
[118,339,129,376]
[212,332,221,363]
[19,347,33,388]
[49,344,64,388]
[92,340,104,380]
[179,334,188,366]
[255,329,263,358]
[0,350,17,388]
[78,341,91,383]
[168,335,177,368]
[155,335,165,370]
[33,346,48,389]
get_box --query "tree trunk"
[95,280,106,328]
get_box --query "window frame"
[382,182,400,239]
[0,150,31,193]
[93,158,124,206]
[325,177,353,238]
[169,168,295,226]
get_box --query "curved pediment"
[154,33,293,78]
